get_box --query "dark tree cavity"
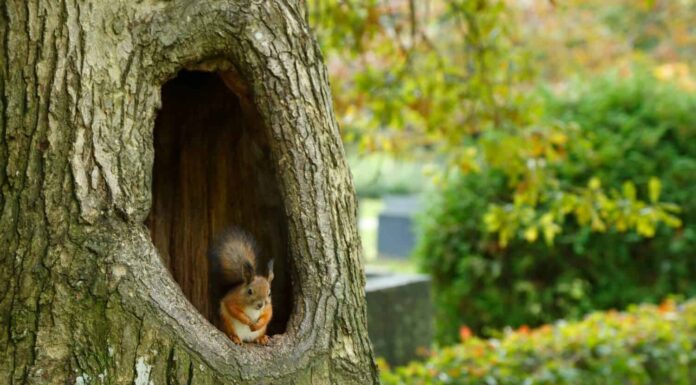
[148,71,291,334]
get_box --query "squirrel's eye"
[247,288,253,296]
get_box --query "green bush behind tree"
[307,0,696,346]
[417,71,696,344]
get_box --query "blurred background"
[309,0,696,383]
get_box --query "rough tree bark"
[0,1,378,384]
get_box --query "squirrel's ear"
[242,261,254,284]
[267,259,274,283]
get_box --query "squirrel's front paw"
[255,335,269,345]
[250,321,266,332]
[229,335,242,344]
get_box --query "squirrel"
[208,228,273,345]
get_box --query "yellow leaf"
[649,177,661,203]
[615,218,627,232]
[550,132,568,145]
[662,214,682,228]
[540,213,554,225]
[559,194,577,214]
[591,216,606,232]
[575,204,591,225]
[499,228,511,248]
[588,177,601,190]
[484,211,501,232]
[542,223,559,246]
[637,218,656,237]
[524,226,538,242]
[382,139,393,152]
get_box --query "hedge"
[381,300,696,385]
[416,70,696,343]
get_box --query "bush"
[381,300,696,385]
[416,71,696,344]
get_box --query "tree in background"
[309,0,695,342]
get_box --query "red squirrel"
[208,228,273,345]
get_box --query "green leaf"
[622,181,637,201]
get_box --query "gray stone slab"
[377,195,423,258]
[365,271,433,366]
[377,214,416,258]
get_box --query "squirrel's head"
[241,259,274,310]
[243,276,271,311]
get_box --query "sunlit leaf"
[523,226,538,242]
[622,181,637,201]
[648,177,661,203]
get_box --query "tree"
[309,0,682,246]
[0,1,378,384]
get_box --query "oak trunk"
[0,1,378,384]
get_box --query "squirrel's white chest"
[226,306,264,342]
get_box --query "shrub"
[416,71,696,344]
[380,300,696,385]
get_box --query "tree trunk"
[0,1,378,384]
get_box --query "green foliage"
[309,0,689,246]
[380,300,696,385]
[416,71,696,344]
[309,0,696,157]
[309,0,536,155]
[475,122,682,246]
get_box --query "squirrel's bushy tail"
[209,227,257,287]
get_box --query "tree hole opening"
[146,70,291,336]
